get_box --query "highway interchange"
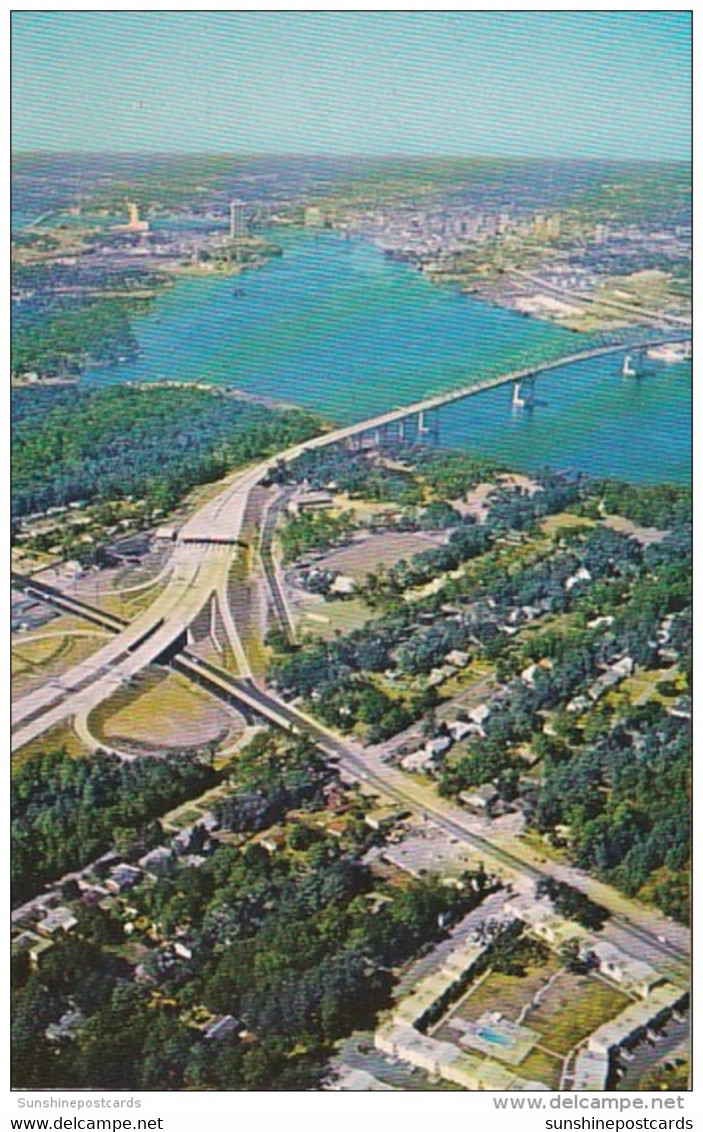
[11,337,691,983]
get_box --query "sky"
[11,10,692,159]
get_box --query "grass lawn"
[12,627,111,698]
[330,492,409,521]
[296,596,374,641]
[90,667,243,753]
[12,721,91,774]
[438,955,563,1035]
[438,659,496,704]
[225,541,269,677]
[518,829,571,865]
[12,634,70,670]
[518,1047,564,1090]
[541,511,596,536]
[161,782,233,830]
[610,667,681,709]
[519,611,577,641]
[162,806,209,830]
[97,579,168,619]
[525,971,631,1056]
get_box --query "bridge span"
[12,572,129,633]
[11,333,688,748]
[292,334,692,451]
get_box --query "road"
[509,269,693,330]
[12,334,687,752]
[173,655,689,977]
[258,487,297,642]
[10,333,691,981]
[12,532,690,981]
[17,534,690,976]
[12,459,277,747]
[12,572,128,632]
[11,542,235,748]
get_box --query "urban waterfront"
[83,229,691,484]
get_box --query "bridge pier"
[417,408,440,445]
[512,376,535,409]
[622,348,647,378]
[375,421,403,448]
[210,593,224,653]
[156,630,188,664]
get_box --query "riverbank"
[124,378,302,413]
[78,229,690,485]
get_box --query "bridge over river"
[304,334,692,450]
[12,332,689,748]
[11,341,692,980]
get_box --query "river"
[82,229,691,484]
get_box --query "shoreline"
[123,378,302,414]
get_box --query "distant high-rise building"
[532,213,546,239]
[229,200,248,239]
[113,201,149,234]
[533,213,561,242]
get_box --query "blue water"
[83,229,691,484]
[440,355,691,485]
[477,1027,513,1048]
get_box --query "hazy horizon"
[11,151,693,163]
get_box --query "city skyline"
[12,10,692,160]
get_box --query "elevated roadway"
[11,542,236,748]
[12,334,688,750]
[168,336,691,545]
[12,505,691,975]
[11,574,690,972]
[12,572,129,633]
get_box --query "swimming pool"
[476,1027,514,1048]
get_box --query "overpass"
[13,566,689,972]
[12,333,689,749]
[12,522,691,974]
[11,573,690,972]
[12,572,128,633]
[11,542,239,747]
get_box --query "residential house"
[36,906,78,938]
[105,863,143,893]
[459,784,499,814]
[46,1009,84,1044]
[204,1015,243,1041]
[584,941,662,999]
[288,490,334,515]
[138,846,175,877]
